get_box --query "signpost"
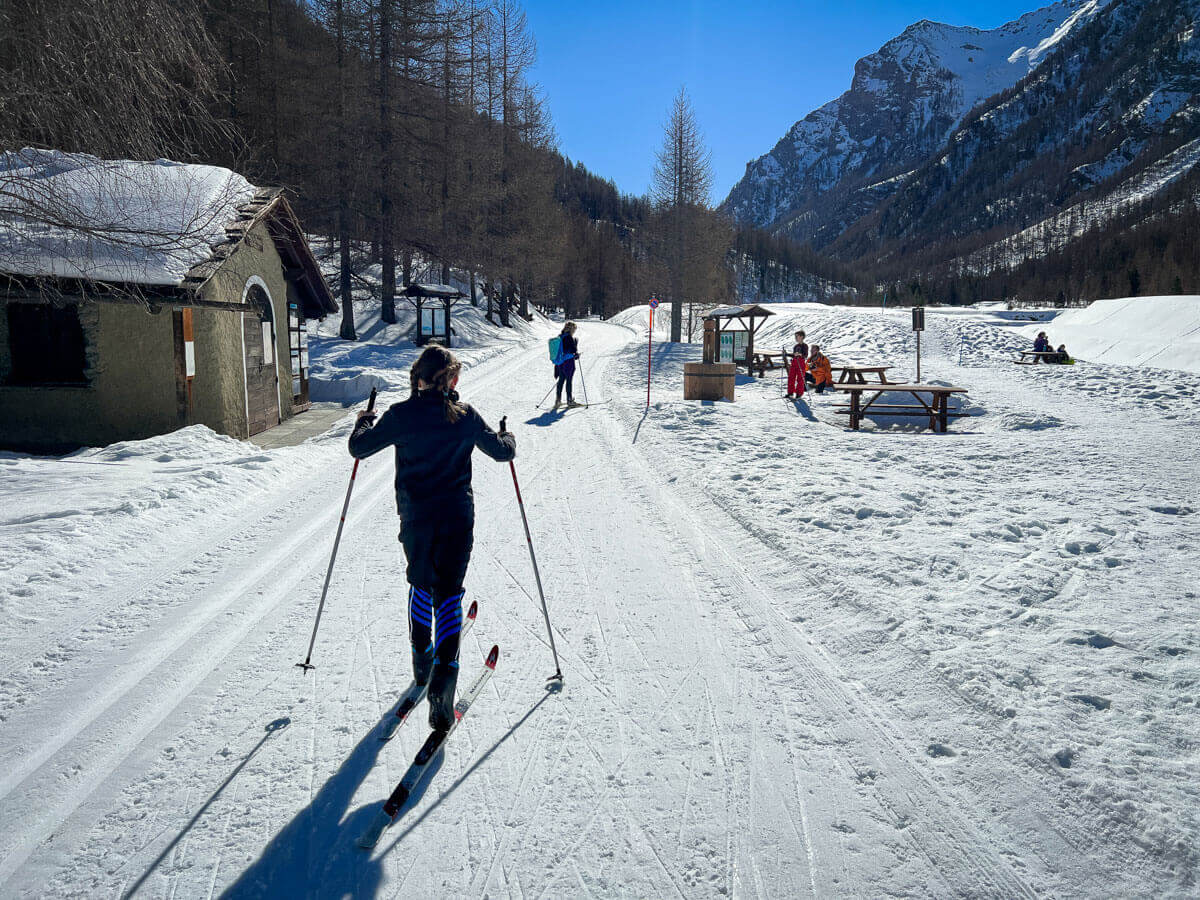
[647,296,659,408]
[912,306,926,382]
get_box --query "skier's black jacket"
[348,389,515,521]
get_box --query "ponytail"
[410,345,465,423]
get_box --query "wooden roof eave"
[0,274,256,314]
[263,195,338,319]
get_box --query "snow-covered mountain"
[828,0,1200,273]
[721,0,1104,243]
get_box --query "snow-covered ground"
[1,301,1197,897]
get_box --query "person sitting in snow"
[1052,343,1073,364]
[806,346,834,394]
[1033,332,1051,354]
[347,345,515,733]
[553,321,581,410]
[786,330,809,399]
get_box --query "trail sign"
[913,306,925,381]
[649,296,659,310]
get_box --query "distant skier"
[806,346,834,394]
[786,330,809,399]
[553,321,581,410]
[348,345,515,733]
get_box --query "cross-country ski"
[3,0,1199,896]
[358,644,500,849]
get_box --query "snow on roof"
[0,148,256,286]
[403,282,465,298]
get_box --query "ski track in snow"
[0,303,1197,897]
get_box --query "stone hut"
[0,150,337,451]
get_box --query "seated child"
[806,346,834,393]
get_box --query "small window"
[6,303,88,385]
[261,320,274,366]
[246,284,274,367]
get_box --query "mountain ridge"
[721,0,1106,244]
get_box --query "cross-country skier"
[348,345,515,733]
[553,321,581,410]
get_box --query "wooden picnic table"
[1014,350,1061,365]
[831,382,969,433]
[833,365,892,384]
[748,349,795,377]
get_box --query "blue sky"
[523,0,1044,203]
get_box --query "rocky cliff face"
[721,0,1104,246]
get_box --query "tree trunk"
[379,0,397,325]
[336,0,356,341]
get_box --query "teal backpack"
[548,335,567,365]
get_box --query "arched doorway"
[242,277,282,435]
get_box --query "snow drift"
[1021,296,1200,373]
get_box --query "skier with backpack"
[550,321,582,410]
[347,345,516,734]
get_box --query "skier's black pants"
[400,514,473,729]
[554,360,575,403]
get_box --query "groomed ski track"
[0,319,1186,897]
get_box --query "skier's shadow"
[524,410,564,427]
[792,396,819,421]
[221,707,409,900]
[378,682,559,856]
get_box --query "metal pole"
[917,331,922,383]
[577,359,589,407]
[646,305,654,409]
[501,418,563,683]
[536,380,556,409]
[297,387,377,672]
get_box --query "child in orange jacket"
[806,346,834,394]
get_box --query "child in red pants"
[786,330,808,398]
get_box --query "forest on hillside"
[0,0,856,341]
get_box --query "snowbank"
[1020,296,1200,373]
[0,148,255,285]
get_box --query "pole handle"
[367,387,378,412]
[500,415,507,433]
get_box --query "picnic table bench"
[833,365,891,384]
[747,354,895,383]
[1014,350,1061,365]
[748,349,792,377]
[831,383,969,433]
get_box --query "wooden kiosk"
[705,305,775,372]
[404,283,465,347]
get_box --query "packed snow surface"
[0,300,1197,897]
[0,148,256,285]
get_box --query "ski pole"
[297,387,378,672]
[500,417,563,683]
[577,357,589,406]
[536,380,556,409]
